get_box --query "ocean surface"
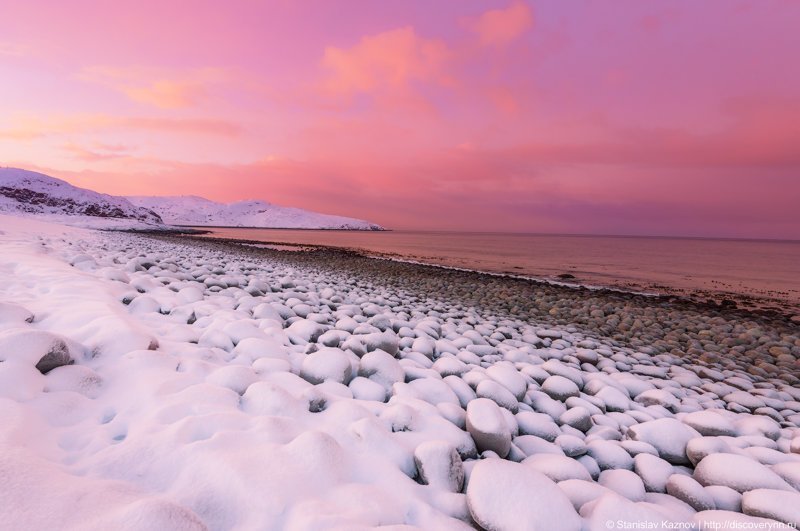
[196,228,800,312]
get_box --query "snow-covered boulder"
[693,453,794,493]
[741,489,800,526]
[300,348,353,385]
[466,398,512,457]
[626,418,699,465]
[413,440,464,493]
[467,459,581,531]
[0,329,85,374]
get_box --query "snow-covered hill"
[0,168,163,227]
[0,168,383,231]
[128,195,384,230]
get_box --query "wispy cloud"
[79,66,228,109]
[63,142,134,161]
[464,1,534,47]
[0,113,243,139]
[0,42,29,57]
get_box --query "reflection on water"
[196,229,800,311]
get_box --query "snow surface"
[0,213,799,529]
[128,195,384,230]
[0,168,382,231]
[0,168,163,229]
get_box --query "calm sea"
[196,228,800,312]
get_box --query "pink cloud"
[23,120,800,239]
[2,1,800,239]
[321,27,452,98]
[79,66,227,109]
[465,1,534,47]
[62,142,134,161]
[0,41,29,57]
[0,114,242,140]
[487,86,520,114]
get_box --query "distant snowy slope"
[0,168,163,225]
[128,195,384,230]
[0,167,382,231]
[126,195,220,225]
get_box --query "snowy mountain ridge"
[0,168,384,230]
[127,195,385,230]
[0,167,163,226]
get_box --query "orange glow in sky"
[1,1,799,238]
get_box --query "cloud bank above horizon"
[1,0,799,238]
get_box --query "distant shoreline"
[171,231,800,321]
[182,225,798,243]
[149,233,800,333]
[173,224,389,232]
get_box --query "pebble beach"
[1,215,800,530]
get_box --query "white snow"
[127,195,384,230]
[0,167,383,231]
[580,492,678,530]
[741,488,800,526]
[465,398,512,457]
[541,375,580,401]
[666,473,717,511]
[300,347,354,385]
[693,453,794,493]
[467,459,581,531]
[634,452,675,493]
[523,453,593,482]
[0,167,163,229]
[598,469,646,501]
[0,212,797,529]
[413,440,465,492]
[626,418,700,465]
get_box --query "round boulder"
[467,459,581,531]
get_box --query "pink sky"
[1,0,799,238]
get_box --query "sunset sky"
[1,1,799,238]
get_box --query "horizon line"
[197,225,800,244]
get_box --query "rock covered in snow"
[626,418,699,465]
[466,398,512,458]
[772,462,800,491]
[358,349,404,391]
[558,479,613,513]
[467,459,581,531]
[523,454,592,482]
[666,474,716,511]
[705,485,742,512]
[300,347,353,384]
[541,375,580,402]
[580,492,678,530]
[0,302,34,324]
[286,318,326,343]
[475,379,519,413]
[413,441,464,493]
[741,489,800,526]
[0,329,84,373]
[587,440,634,471]
[598,469,645,502]
[681,410,736,437]
[693,453,794,493]
[634,453,675,493]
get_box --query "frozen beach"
[195,228,800,317]
[1,215,800,530]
